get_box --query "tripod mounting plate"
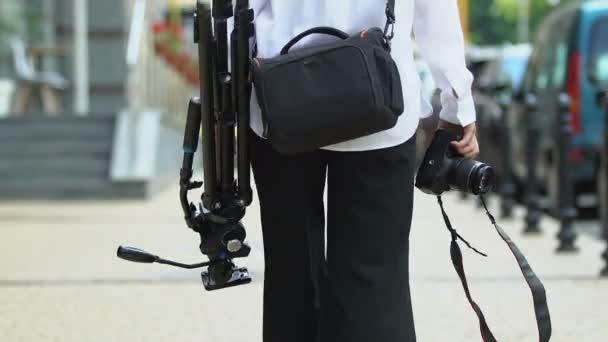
[202,266,251,291]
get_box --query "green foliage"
[0,1,42,38]
[491,0,519,20]
[0,1,20,36]
[470,0,515,45]
[470,0,577,45]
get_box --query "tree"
[469,0,515,45]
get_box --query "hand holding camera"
[438,120,480,159]
[416,126,494,196]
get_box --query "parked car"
[507,1,608,213]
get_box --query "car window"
[552,43,569,89]
[550,9,577,90]
[521,49,539,93]
[522,14,555,93]
[522,45,545,93]
[535,48,552,91]
[478,60,500,86]
[589,18,608,85]
[523,7,577,93]
[502,56,528,90]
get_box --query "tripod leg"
[218,76,236,194]
[197,2,218,208]
[236,2,254,205]
[207,0,236,198]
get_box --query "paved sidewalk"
[0,187,606,342]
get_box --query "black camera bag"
[251,1,402,154]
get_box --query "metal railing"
[125,0,196,128]
[126,0,147,69]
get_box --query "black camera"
[415,129,495,195]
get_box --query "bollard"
[475,104,492,208]
[598,89,608,276]
[498,92,516,219]
[555,93,578,253]
[523,93,543,234]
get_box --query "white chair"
[10,37,69,115]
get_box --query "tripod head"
[117,0,255,291]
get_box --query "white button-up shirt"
[246,0,475,151]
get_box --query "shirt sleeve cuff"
[439,93,476,126]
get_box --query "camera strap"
[436,196,552,342]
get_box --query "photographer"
[247,0,479,341]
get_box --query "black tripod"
[117,0,256,291]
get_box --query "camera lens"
[470,164,495,195]
[448,159,495,195]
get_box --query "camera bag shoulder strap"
[437,196,552,342]
[384,0,396,42]
[387,0,395,17]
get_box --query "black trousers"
[250,131,417,342]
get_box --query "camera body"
[416,129,495,196]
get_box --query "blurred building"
[0,0,200,199]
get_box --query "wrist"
[438,120,464,135]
